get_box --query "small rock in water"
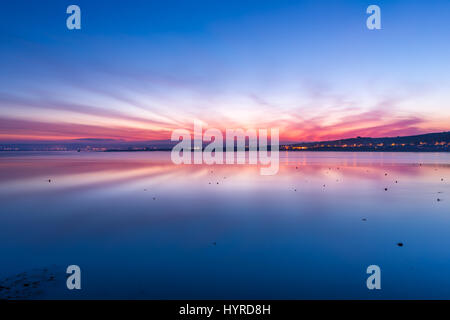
[48,179,51,183]
[362,218,367,221]
[384,188,388,191]
[437,198,441,202]
[397,242,404,247]
[0,266,62,299]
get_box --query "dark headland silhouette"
[0,131,449,152]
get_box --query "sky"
[0,0,449,143]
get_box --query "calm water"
[0,151,449,299]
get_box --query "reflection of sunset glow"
[0,152,448,197]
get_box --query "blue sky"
[0,0,449,142]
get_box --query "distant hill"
[283,131,450,152]
[0,139,177,151]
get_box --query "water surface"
[0,151,449,299]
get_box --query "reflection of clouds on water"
[0,152,448,199]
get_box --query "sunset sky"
[0,0,449,143]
